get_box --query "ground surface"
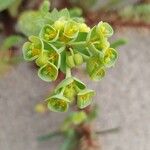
[0,28,150,150]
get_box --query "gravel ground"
[0,28,150,150]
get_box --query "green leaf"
[69,7,82,17]
[8,0,22,17]
[60,51,67,73]
[0,0,15,11]
[59,8,70,19]
[18,10,52,36]
[38,62,58,82]
[110,39,127,49]
[48,8,59,22]
[10,55,24,64]
[77,89,95,109]
[60,130,77,150]
[74,32,88,42]
[87,105,98,121]
[37,131,62,141]
[40,0,50,14]
[0,35,23,51]
[72,17,85,23]
[18,11,41,36]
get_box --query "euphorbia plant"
[22,1,120,149]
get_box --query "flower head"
[22,36,43,61]
[38,62,58,82]
[63,20,79,40]
[79,23,90,33]
[40,24,59,42]
[55,77,86,101]
[47,94,70,112]
[53,19,66,31]
[103,48,118,68]
[94,38,110,52]
[35,51,49,67]
[86,55,105,81]
[96,21,113,38]
[77,89,95,109]
[44,44,60,67]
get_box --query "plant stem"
[77,106,97,149]
[37,131,62,141]
[60,87,65,95]
[96,127,120,135]
[71,41,87,46]
[66,67,71,78]
[69,48,74,56]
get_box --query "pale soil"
[0,28,150,150]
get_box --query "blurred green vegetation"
[119,3,150,23]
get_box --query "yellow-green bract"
[38,62,58,82]
[47,94,70,112]
[23,36,43,61]
[77,89,95,109]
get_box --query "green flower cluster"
[22,5,118,112]
[47,76,95,112]
[86,21,118,81]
